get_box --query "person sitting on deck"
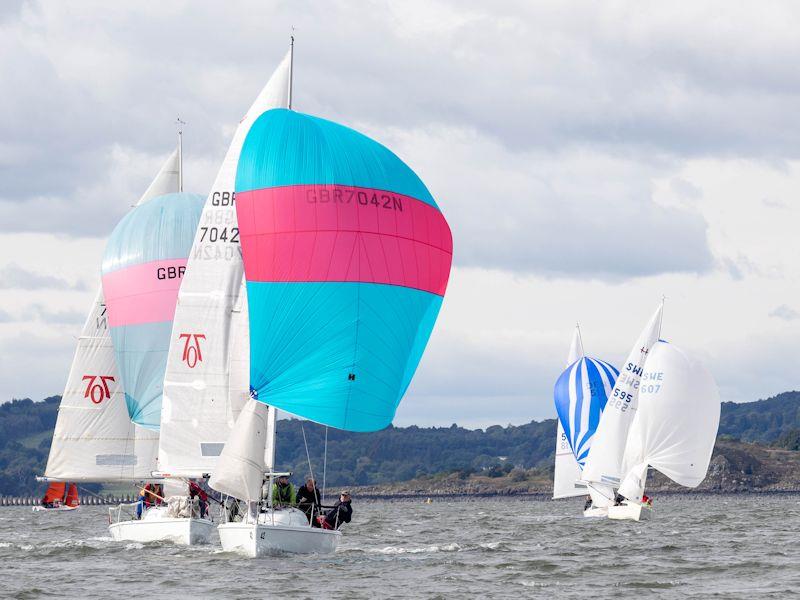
[272,475,297,507]
[296,478,321,524]
[316,491,353,530]
[642,494,652,506]
[189,480,209,518]
[136,484,153,519]
[583,495,593,512]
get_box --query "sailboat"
[102,185,207,543]
[607,341,720,521]
[32,482,79,512]
[579,303,664,509]
[41,148,180,489]
[552,326,619,516]
[153,46,291,523]
[209,45,453,558]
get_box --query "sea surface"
[0,494,797,599]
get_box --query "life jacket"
[276,483,294,503]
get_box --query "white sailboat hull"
[219,508,340,557]
[108,506,213,545]
[582,505,608,518]
[32,505,78,513]
[607,502,652,521]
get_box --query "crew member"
[296,478,321,524]
[272,475,297,507]
[317,491,352,530]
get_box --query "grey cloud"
[2,1,800,246]
[25,304,85,325]
[769,304,800,321]
[0,264,86,290]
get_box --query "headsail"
[580,303,663,487]
[234,108,453,431]
[45,150,180,481]
[158,50,292,478]
[101,192,204,429]
[553,326,586,499]
[554,357,619,467]
[617,342,720,501]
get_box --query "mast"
[288,35,294,110]
[575,323,585,357]
[176,117,186,192]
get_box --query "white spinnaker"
[581,303,663,487]
[553,327,586,499]
[617,342,721,501]
[208,399,269,502]
[45,150,180,481]
[158,50,291,477]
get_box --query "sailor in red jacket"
[189,480,209,518]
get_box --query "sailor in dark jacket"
[319,491,353,530]
[296,478,321,524]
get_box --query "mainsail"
[101,192,205,430]
[617,342,721,501]
[580,303,663,488]
[158,50,292,478]
[45,150,180,481]
[552,327,586,499]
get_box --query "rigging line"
[322,426,328,505]
[300,421,315,487]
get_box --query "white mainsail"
[157,50,292,477]
[616,342,721,502]
[45,149,180,481]
[580,303,663,488]
[552,326,586,499]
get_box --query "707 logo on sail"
[179,333,206,368]
[82,375,115,404]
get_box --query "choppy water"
[1,494,798,599]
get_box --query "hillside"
[0,390,799,497]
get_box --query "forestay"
[45,150,179,481]
[235,109,453,432]
[617,342,721,501]
[158,51,291,477]
[581,303,663,487]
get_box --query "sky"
[0,1,798,428]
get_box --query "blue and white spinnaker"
[554,357,619,468]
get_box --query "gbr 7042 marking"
[306,187,404,211]
[199,227,239,243]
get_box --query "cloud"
[0,264,86,290]
[383,126,714,279]
[25,304,85,325]
[769,304,800,321]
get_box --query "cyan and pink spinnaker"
[235,108,453,432]
[101,192,204,430]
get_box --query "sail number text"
[199,226,239,243]
[306,188,404,211]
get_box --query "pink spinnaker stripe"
[102,258,188,327]
[236,185,453,296]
